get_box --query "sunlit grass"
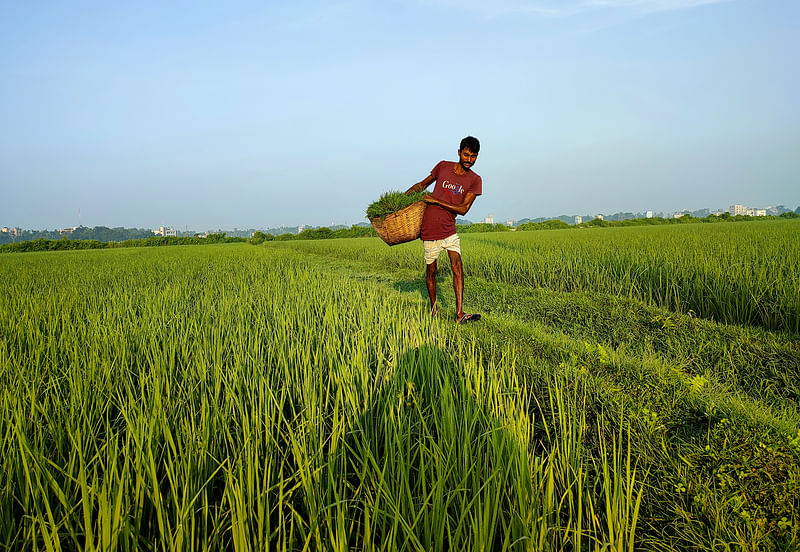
[2,218,798,550]
[276,219,800,333]
[1,245,646,550]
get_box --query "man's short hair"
[460,136,480,154]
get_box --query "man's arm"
[424,192,478,217]
[405,174,435,194]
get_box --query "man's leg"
[426,260,438,315]
[448,249,464,320]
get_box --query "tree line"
[0,226,156,245]
[0,233,244,253]
[250,225,378,244]
[3,213,797,253]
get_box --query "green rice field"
[1,219,798,551]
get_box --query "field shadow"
[392,275,455,303]
[335,344,531,550]
[392,278,427,298]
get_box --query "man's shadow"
[336,344,533,551]
[392,272,455,304]
[392,278,427,300]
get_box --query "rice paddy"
[1,219,798,550]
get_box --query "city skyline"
[3,199,796,237]
[2,1,798,229]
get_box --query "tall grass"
[1,245,643,550]
[275,219,800,333]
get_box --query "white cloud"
[586,0,733,12]
[423,0,733,17]
[420,0,578,17]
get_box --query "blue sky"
[1,0,798,230]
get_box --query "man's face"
[458,148,478,170]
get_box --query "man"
[406,136,482,323]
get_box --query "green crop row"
[1,245,646,551]
[2,219,798,550]
[274,219,800,334]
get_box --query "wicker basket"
[370,201,427,246]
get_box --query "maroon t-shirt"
[420,160,482,241]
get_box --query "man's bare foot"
[430,304,439,318]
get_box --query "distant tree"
[457,223,511,233]
[297,227,334,240]
[250,231,266,245]
[538,220,570,230]
[205,232,227,243]
[517,220,570,231]
[332,225,377,239]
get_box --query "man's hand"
[406,174,435,195]
[424,192,478,216]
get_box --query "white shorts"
[423,234,461,265]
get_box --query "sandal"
[457,313,481,324]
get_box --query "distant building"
[154,226,178,237]
[646,211,653,218]
[574,215,582,225]
[484,214,494,224]
[505,220,514,226]
[595,214,604,221]
[727,205,768,217]
[297,224,306,233]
